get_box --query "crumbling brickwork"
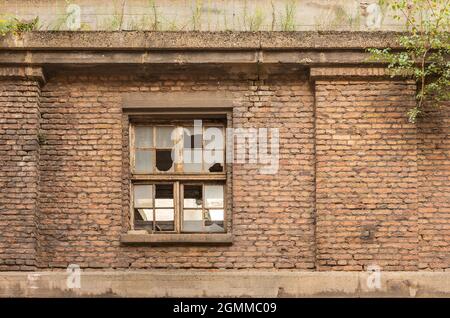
[0,68,43,270]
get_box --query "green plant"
[148,0,161,30]
[280,0,296,31]
[271,1,276,31]
[101,0,125,31]
[247,7,265,31]
[191,0,203,31]
[368,0,450,123]
[51,0,74,31]
[0,16,38,36]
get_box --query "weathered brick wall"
[418,102,450,270]
[0,70,43,270]
[37,72,316,269]
[0,67,448,271]
[315,79,419,271]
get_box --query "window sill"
[120,231,233,246]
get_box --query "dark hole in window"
[156,150,173,171]
[208,163,223,172]
[156,184,173,199]
[184,185,202,202]
[134,210,144,221]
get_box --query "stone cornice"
[0,32,405,73]
[0,66,45,83]
[0,31,403,51]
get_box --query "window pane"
[155,184,174,207]
[207,209,224,221]
[183,209,203,232]
[135,126,153,148]
[204,126,224,149]
[183,127,202,149]
[156,126,174,148]
[156,149,173,172]
[205,149,224,172]
[134,185,153,207]
[155,209,174,231]
[155,209,174,221]
[183,149,202,172]
[183,185,202,208]
[135,208,153,221]
[204,126,224,173]
[204,220,225,232]
[205,185,224,208]
[135,150,153,173]
[205,209,225,233]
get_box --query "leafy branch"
[368,0,449,123]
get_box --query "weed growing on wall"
[0,16,38,36]
[280,0,296,31]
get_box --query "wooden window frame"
[128,116,229,235]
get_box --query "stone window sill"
[120,231,233,246]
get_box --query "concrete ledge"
[120,233,233,245]
[0,31,403,51]
[0,66,45,83]
[0,32,405,68]
[1,271,450,297]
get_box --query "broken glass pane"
[208,209,224,221]
[135,126,153,148]
[204,208,225,232]
[134,185,153,207]
[208,162,224,172]
[204,126,224,173]
[156,149,173,172]
[183,185,202,208]
[135,150,153,173]
[205,185,224,208]
[156,126,174,148]
[205,149,224,172]
[135,208,153,221]
[155,184,174,207]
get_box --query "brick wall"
[0,68,43,270]
[0,67,448,271]
[37,72,316,269]
[418,102,450,270]
[314,79,419,271]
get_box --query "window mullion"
[175,181,181,233]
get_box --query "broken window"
[182,184,225,233]
[133,184,175,232]
[131,123,225,174]
[130,119,227,234]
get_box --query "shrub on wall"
[369,0,449,123]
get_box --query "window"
[130,120,227,234]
